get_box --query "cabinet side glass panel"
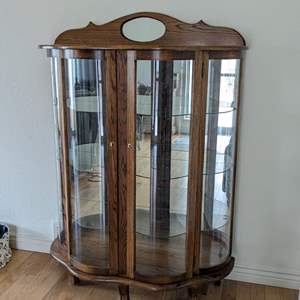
[50,57,65,244]
[200,59,240,269]
[135,59,193,278]
[64,58,109,271]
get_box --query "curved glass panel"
[64,58,109,271]
[135,59,193,278]
[200,59,240,269]
[50,57,65,244]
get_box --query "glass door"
[134,53,194,280]
[200,57,240,269]
[65,57,109,272]
[51,51,118,275]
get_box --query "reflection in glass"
[50,57,65,244]
[200,59,240,268]
[65,58,109,270]
[135,60,193,277]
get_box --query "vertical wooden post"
[186,51,208,276]
[104,50,119,275]
[117,50,136,278]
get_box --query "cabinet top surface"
[40,12,246,51]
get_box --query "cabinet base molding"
[51,239,234,293]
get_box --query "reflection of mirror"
[122,17,166,42]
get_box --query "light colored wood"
[0,251,298,300]
[265,285,299,300]
[221,280,237,300]
[0,250,32,297]
[236,281,252,300]
[250,283,265,300]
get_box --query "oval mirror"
[122,17,166,42]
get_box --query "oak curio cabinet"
[40,12,246,299]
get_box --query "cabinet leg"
[69,275,80,286]
[119,285,130,300]
[188,283,209,299]
[188,287,199,300]
[214,280,222,287]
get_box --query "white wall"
[1,0,300,289]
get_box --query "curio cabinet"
[40,12,246,299]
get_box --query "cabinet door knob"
[127,143,133,150]
[109,141,114,147]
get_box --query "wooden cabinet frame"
[41,12,246,299]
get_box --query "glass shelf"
[67,95,235,116]
[203,150,233,175]
[137,95,190,117]
[206,107,236,115]
[136,149,232,179]
[137,95,236,116]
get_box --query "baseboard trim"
[10,233,51,253]
[10,234,300,290]
[228,264,300,290]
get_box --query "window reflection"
[201,59,240,268]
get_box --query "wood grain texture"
[117,50,136,278]
[40,14,248,294]
[52,225,231,285]
[1,251,298,300]
[50,238,231,291]
[186,51,208,275]
[104,50,119,275]
[40,12,246,51]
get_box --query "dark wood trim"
[186,51,203,277]
[50,238,234,292]
[70,257,109,276]
[40,12,245,50]
[126,51,136,279]
[134,272,188,285]
[117,50,136,278]
[135,50,194,60]
[187,51,208,275]
[208,50,241,59]
[104,50,119,275]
